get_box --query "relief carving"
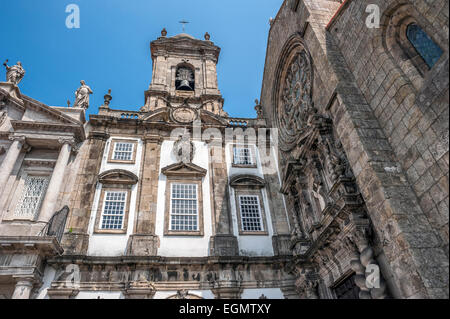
[277,49,313,152]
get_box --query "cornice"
[10,120,86,142]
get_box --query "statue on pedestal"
[73,80,93,109]
[3,60,25,85]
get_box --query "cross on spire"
[179,20,189,33]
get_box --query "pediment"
[230,174,265,189]
[21,95,82,125]
[142,108,170,122]
[98,169,139,185]
[199,110,228,126]
[162,162,207,178]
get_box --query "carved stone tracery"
[276,47,314,152]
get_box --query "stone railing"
[228,117,267,128]
[228,118,250,127]
[98,108,142,119]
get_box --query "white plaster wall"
[86,137,143,256]
[155,140,212,257]
[241,288,284,299]
[76,291,124,299]
[153,290,214,299]
[225,143,274,256]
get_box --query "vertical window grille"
[239,195,263,232]
[14,175,49,219]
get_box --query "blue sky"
[0,0,283,119]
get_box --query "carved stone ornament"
[172,107,197,124]
[172,133,195,163]
[277,49,313,151]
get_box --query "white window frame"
[238,195,264,232]
[233,146,255,166]
[112,142,134,161]
[169,183,199,232]
[100,191,127,230]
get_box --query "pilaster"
[126,133,162,256]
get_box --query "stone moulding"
[229,174,265,189]
[0,236,64,257]
[98,169,139,185]
[161,162,207,178]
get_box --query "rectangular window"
[239,195,263,232]
[14,175,49,219]
[233,147,254,166]
[170,184,198,232]
[100,191,127,230]
[113,142,134,161]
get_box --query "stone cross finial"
[179,20,189,33]
[204,32,211,41]
[161,28,167,37]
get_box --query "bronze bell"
[178,79,192,90]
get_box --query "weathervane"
[179,20,189,33]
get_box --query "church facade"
[0,0,448,299]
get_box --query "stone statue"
[73,80,93,109]
[3,60,25,85]
[173,132,195,163]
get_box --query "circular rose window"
[276,49,313,152]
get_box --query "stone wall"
[260,0,449,298]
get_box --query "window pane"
[234,147,253,165]
[14,176,49,219]
[239,195,263,232]
[170,184,198,231]
[101,191,126,229]
[113,142,133,161]
[407,23,443,68]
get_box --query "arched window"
[175,65,195,91]
[406,23,443,69]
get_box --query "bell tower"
[142,29,228,117]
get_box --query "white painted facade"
[86,137,143,256]
[153,290,215,299]
[241,288,284,299]
[225,142,275,256]
[155,139,213,257]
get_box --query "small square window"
[233,147,255,166]
[108,139,138,164]
[113,142,133,161]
